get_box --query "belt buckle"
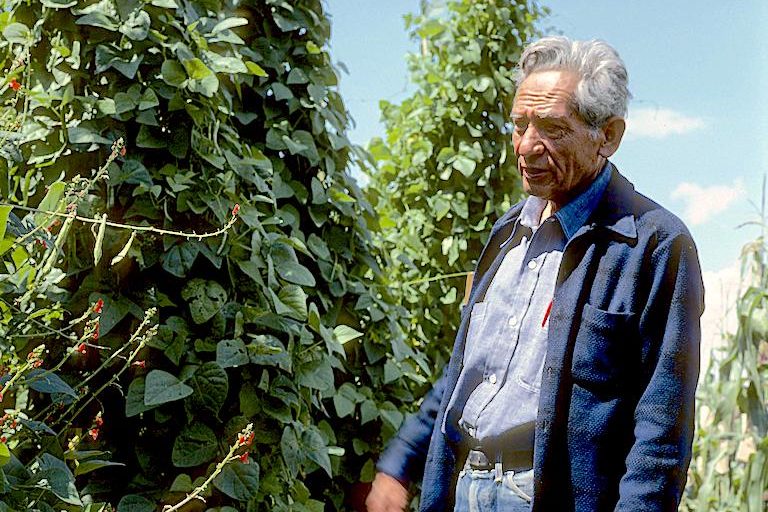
[467,448,491,470]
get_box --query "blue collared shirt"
[442,163,613,451]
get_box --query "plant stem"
[162,445,240,512]
[0,204,240,240]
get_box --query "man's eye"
[542,125,567,138]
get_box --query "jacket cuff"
[375,440,414,484]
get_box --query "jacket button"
[546,366,555,377]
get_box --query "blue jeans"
[454,467,534,512]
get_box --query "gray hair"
[515,36,631,129]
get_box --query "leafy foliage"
[0,0,433,509]
[682,215,768,512]
[365,0,546,370]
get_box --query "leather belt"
[464,447,533,472]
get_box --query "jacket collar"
[476,162,638,283]
[574,162,638,240]
[490,161,638,243]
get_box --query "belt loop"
[494,453,503,483]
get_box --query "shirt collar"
[554,161,613,240]
[504,161,613,247]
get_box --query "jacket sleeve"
[615,233,704,511]
[375,372,447,484]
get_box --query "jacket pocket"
[571,302,636,390]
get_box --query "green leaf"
[247,335,290,371]
[34,181,66,227]
[379,401,404,430]
[76,12,118,31]
[138,88,159,110]
[119,10,150,41]
[277,285,307,320]
[161,60,186,87]
[74,459,125,476]
[360,400,378,425]
[172,423,218,467]
[3,23,31,44]
[417,18,445,38]
[212,459,260,500]
[34,454,81,505]
[181,278,227,324]
[125,377,156,417]
[245,61,268,77]
[280,426,301,477]
[275,260,315,287]
[188,362,228,415]
[297,358,333,391]
[216,339,249,368]
[117,494,155,512]
[333,324,363,345]
[211,17,249,34]
[332,383,361,418]
[0,206,13,244]
[306,41,321,54]
[143,370,193,406]
[182,58,212,80]
[302,426,332,476]
[452,154,477,177]
[41,0,78,8]
[0,444,9,467]
[26,369,77,398]
[170,473,193,492]
[162,242,200,277]
[207,54,248,74]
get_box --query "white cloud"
[700,260,741,372]
[625,107,707,139]
[670,179,746,226]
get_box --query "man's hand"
[366,472,409,512]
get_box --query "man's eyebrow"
[510,112,566,122]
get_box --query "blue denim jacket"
[376,166,704,511]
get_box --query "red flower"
[238,431,255,447]
[0,436,6,443]
[131,360,146,368]
[9,79,20,91]
[94,415,103,427]
[89,428,99,440]
[92,323,100,340]
[93,298,104,314]
[232,203,240,216]
[120,145,127,157]
[239,452,249,463]
[77,343,87,354]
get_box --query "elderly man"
[366,36,704,512]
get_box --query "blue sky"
[326,0,767,277]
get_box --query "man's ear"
[598,116,625,158]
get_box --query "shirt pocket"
[462,301,488,363]
[571,302,636,391]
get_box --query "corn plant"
[683,185,768,511]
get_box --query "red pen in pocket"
[542,299,553,328]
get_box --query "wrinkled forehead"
[511,70,580,118]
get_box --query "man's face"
[511,70,605,208]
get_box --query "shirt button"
[527,260,538,270]
[488,374,497,385]
[508,316,519,327]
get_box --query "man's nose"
[516,126,545,158]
